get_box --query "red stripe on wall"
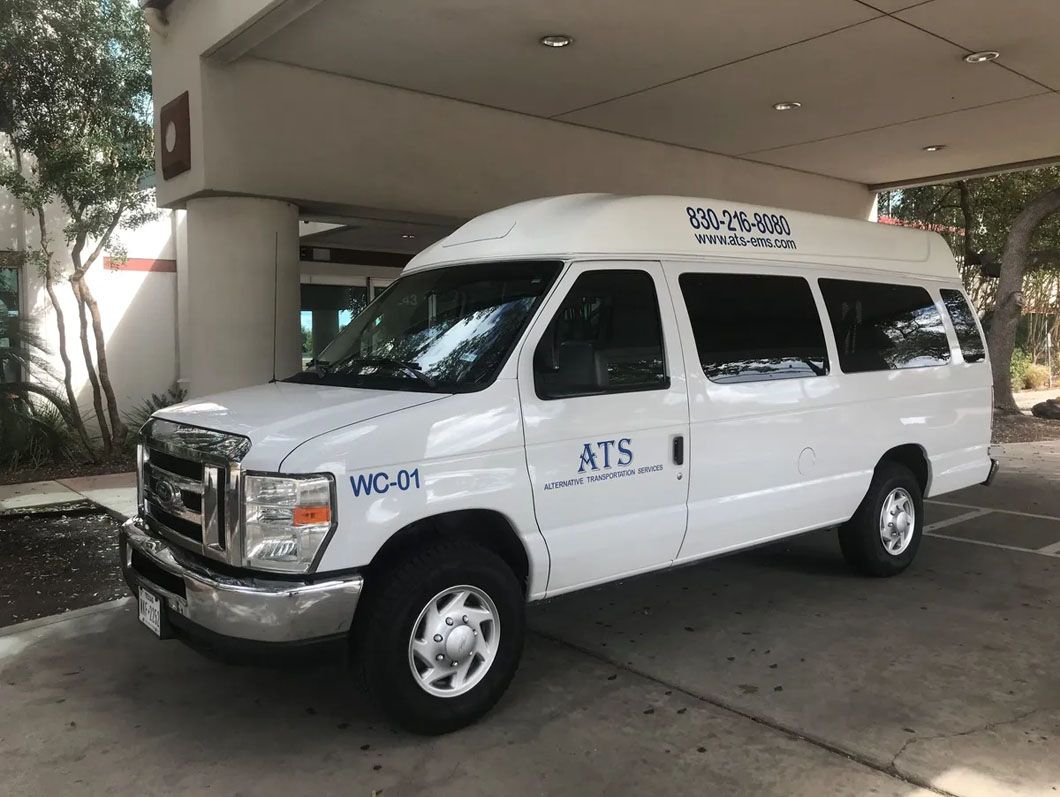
[103,257,177,273]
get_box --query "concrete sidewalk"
[1014,387,1059,411]
[0,472,136,518]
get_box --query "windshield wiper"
[339,356,437,389]
[800,358,827,377]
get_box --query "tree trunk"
[957,180,975,264]
[32,206,96,458]
[68,275,112,451]
[986,186,1060,414]
[68,212,128,451]
[76,274,127,446]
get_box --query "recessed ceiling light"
[964,50,1000,63]
[539,34,574,48]
[772,101,802,111]
[922,144,947,152]
[400,233,416,239]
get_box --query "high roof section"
[406,194,958,281]
[246,0,1060,190]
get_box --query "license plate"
[138,587,162,637]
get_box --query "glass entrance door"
[300,283,368,366]
[0,266,21,384]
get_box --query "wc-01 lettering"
[351,467,421,497]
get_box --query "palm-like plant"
[0,313,92,468]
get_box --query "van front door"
[518,262,690,595]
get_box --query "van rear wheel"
[838,462,924,577]
[355,540,525,734]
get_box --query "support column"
[311,311,339,361]
[183,196,299,397]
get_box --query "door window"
[819,279,950,372]
[939,289,986,363]
[679,273,828,383]
[535,270,668,399]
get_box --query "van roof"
[405,194,958,281]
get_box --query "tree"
[880,166,1060,412]
[987,187,1060,413]
[0,0,154,454]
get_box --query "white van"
[121,194,995,733]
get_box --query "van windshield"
[287,261,561,392]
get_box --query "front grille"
[142,440,237,562]
[147,501,203,543]
[139,420,249,566]
[149,448,203,481]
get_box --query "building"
[3,0,1058,414]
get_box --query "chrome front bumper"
[120,517,363,644]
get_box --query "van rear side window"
[940,289,986,363]
[679,273,828,384]
[819,279,951,373]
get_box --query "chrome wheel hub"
[880,487,916,555]
[408,585,500,698]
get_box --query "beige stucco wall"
[0,181,180,426]
[151,11,874,222]
[193,58,876,221]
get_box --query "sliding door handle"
[672,435,685,466]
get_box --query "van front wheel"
[355,540,525,734]
[838,462,924,577]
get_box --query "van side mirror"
[534,324,560,372]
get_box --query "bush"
[1010,349,1032,391]
[124,384,188,450]
[0,398,80,470]
[1024,363,1052,391]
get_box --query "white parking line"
[926,531,1059,557]
[926,499,1060,523]
[924,508,993,532]
[922,506,1060,558]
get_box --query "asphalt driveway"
[1,443,1057,796]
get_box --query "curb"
[0,597,132,638]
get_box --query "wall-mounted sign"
[159,91,191,180]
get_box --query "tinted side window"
[679,273,828,383]
[940,289,986,363]
[535,270,668,399]
[819,279,950,372]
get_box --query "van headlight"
[243,474,334,573]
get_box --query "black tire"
[354,539,525,734]
[838,462,924,577]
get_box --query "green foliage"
[302,327,313,356]
[0,315,83,469]
[123,384,189,450]
[0,0,156,242]
[0,310,48,380]
[1,0,156,453]
[0,400,80,470]
[1010,348,1032,391]
[879,166,1060,265]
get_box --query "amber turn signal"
[293,505,331,526]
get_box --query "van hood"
[152,382,450,470]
